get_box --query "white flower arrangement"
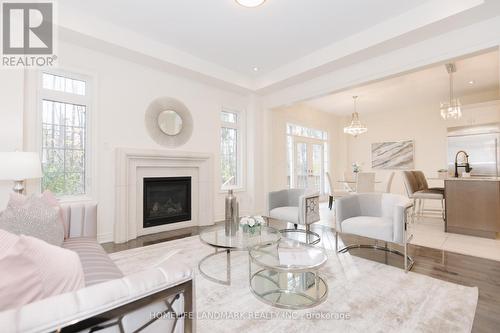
[254,216,266,225]
[240,215,265,227]
[352,162,361,173]
[240,216,266,234]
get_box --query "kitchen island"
[445,177,500,238]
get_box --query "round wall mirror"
[158,110,183,136]
[145,97,193,147]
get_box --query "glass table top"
[249,238,328,272]
[199,225,281,250]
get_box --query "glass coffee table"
[249,238,328,309]
[199,225,281,285]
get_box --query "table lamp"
[0,152,42,194]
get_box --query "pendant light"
[344,96,368,137]
[440,63,462,120]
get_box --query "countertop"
[429,177,500,182]
[443,177,500,182]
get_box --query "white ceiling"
[57,0,499,91]
[59,0,424,76]
[301,50,500,115]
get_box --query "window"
[286,123,327,140]
[39,71,91,197]
[286,123,328,193]
[220,109,244,189]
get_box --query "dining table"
[337,180,382,184]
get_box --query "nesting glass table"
[249,238,328,309]
[198,225,281,285]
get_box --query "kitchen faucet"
[454,150,471,177]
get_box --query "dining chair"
[384,171,396,193]
[325,172,350,210]
[355,172,375,193]
[343,171,356,192]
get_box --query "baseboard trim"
[97,232,113,244]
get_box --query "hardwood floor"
[102,220,500,333]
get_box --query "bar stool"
[402,171,445,221]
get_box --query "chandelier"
[440,63,462,120]
[344,96,368,137]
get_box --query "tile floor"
[319,202,500,262]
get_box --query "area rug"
[110,236,478,333]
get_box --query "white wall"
[18,41,263,243]
[0,70,24,208]
[269,104,346,192]
[342,93,500,195]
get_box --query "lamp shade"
[0,152,42,181]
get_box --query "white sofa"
[0,202,195,333]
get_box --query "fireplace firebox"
[143,177,192,228]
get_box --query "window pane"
[41,97,86,196]
[42,149,65,174]
[295,142,308,189]
[64,173,85,196]
[221,111,237,124]
[311,144,323,192]
[42,100,53,123]
[42,124,54,148]
[42,173,66,195]
[286,123,327,140]
[221,127,238,187]
[323,143,329,194]
[65,127,85,150]
[65,150,85,173]
[42,73,54,90]
[287,136,293,188]
[43,172,85,196]
[42,124,64,149]
[42,73,86,96]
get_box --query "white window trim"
[220,107,246,192]
[37,68,93,202]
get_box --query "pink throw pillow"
[8,191,68,239]
[7,192,26,206]
[41,190,68,238]
[0,229,84,311]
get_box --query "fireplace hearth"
[143,177,192,228]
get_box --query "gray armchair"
[268,189,321,244]
[335,193,414,272]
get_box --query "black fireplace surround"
[143,177,192,228]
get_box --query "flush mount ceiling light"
[440,63,462,120]
[344,96,368,137]
[235,0,266,8]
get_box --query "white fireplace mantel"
[114,148,214,244]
